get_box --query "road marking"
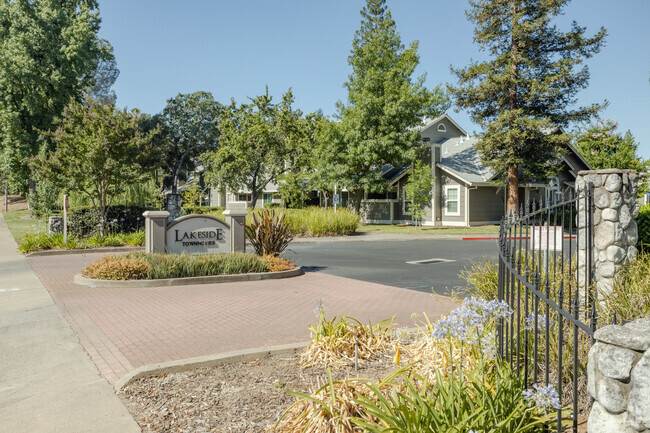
[0,288,21,292]
[405,258,455,265]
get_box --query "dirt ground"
[119,353,396,433]
[0,194,28,211]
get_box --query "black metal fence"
[497,186,597,432]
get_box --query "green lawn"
[358,223,500,236]
[1,210,44,243]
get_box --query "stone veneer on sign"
[587,319,650,433]
[576,169,639,295]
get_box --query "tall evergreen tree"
[0,0,111,193]
[450,0,606,213]
[335,0,449,213]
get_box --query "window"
[444,186,460,216]
[437,123,447,133]
[263,193,273,204]
[403,187,412,215]
[236,193,251,202]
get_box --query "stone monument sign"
[143,210,247,254]
[166,215,229,255]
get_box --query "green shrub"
[637,204,650,252]
[354,364,560,433]
[82,255,151,280]
[18,230,145,253]
[195,206,225,215]
[246,209,294,256]
[284,207,359,237]
[27,178,61,218]
[67,205,147,238]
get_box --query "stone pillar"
[143,211,169,254]
[223,210,247,253]
[165,193,182,222]
[587,319,650,433]
[576,169,639,295]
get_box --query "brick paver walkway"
[28,252,459,385]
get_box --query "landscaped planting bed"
[81,252,295,280]
[119,300,572,432]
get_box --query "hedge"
[68,206,148,238]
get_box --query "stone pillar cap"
[578,169,638,176]
[142,211,170,218]
[223,210,248,216]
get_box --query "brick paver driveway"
[28,252,459,385]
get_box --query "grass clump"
[599,252,650,321]
[277,298,561,433]
[285,207,360,237]
[261,255,296,272]
[82,252,270,280]
[82,255,151,280]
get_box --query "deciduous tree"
[204,88,314,209]
[450,0,606,213]
[334,0,449,213]
[35,99,159,236]
[156,92,223,194]
[0,0,112,192]
[575,119,648,196]
[404,159,434,226]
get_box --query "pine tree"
[450,0,606,213]
[335,0,448,213]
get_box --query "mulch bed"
[119,353,395,433]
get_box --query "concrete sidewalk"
[0,213,140,433]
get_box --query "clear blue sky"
[98,0,650,160]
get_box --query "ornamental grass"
[276,297,563,433]
[82,252,270,280]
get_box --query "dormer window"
[437,124,447,133]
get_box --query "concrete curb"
[26,246,144,257]
[74,266,303,288]
[114,342,309,391]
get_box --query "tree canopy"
[155,91,223,194]
[35,98,159,236]
[450,0,607,213]
[203,87,315,209]
[0,0,112,192]
[332,0,449,212]
[575,119,648,196]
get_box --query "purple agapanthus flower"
[523,384,561,410]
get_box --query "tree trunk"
[353,189,364,214]
[506,0,520,217]
[250,191,259,209]
[507,163,519,216]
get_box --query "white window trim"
[444,185,461,216]
[437,123,447,132]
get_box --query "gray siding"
[361,201,391,221]
[469,187,504,224]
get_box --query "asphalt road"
[282,239,499,296]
